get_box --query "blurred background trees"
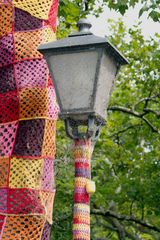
[52,1,160,239]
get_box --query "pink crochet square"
[15,59,49,89]
[0,34,14,68]
[0,121,18,157]
[42,158,54,191]
[41,222,51,240]
[48,86,59,119]
[0,188,7,213]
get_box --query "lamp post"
[38,19,128,239]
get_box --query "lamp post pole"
[73,138,93,240]
[38,18,128,240]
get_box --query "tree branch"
[143,108,160,117]
[91,209,160,233]
[141,116,159,133]
[105,216,141,240]
[108,106,141,118]
[133,94,160,110]
[107,106,159,133]
[108,124,141,138]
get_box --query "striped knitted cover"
[73,139,93,240]
[0,0,59,239]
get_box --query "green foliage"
[58,0,160,38]
[52,1,160,238]
[52,18,160,239]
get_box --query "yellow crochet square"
[9,157,43,189]
[12,0,53,20]
[14,30,43,61]
[0,4,13,38]
[42,26,56,43]
[42,120,56,157]
[19,87,49,119]
[2,215,45,240]
[0,157,9,187]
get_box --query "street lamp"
[38,19,128,240]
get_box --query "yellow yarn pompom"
[86,180,96,194]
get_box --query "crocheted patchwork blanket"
[0,0,59,239]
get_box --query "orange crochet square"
[14,30,43,61]
[1,215,45,239]
[0,4,13,38]
[0,157,9,187]
[41,190,55,224]
[13,0,53,20]
[42,120,56,157]
[19,88,48,119]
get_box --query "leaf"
[139,5,149,18]
[149,10,160,22]
[118,4,128,15]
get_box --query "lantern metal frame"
[38,19,128,140]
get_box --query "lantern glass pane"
[94,52,117,120]
[48,50,98,112]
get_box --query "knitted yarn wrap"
[73,139,93,240]
[0,0,59,239]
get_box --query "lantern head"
[38,19,128,139]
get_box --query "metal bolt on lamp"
[38,18,128,240]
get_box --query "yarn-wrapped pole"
[73,139,93,240]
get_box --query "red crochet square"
[0,91,19,123]
[44,0,58,32]
[47,75,53,87]
[74,192,90,204]
[8,188,45,214]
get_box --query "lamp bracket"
[64,116,104,141]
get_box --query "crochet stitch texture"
[0,0,59,239]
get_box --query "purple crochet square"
[15,59,48,89]
[0,65,17,93]
[14,8,43,31]
[41,222,51,240]
[0,34,14,68]
[0,189,7,213]
[13,119,45,156]
[42,158,54,191]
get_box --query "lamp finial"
[77,19,92,33]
